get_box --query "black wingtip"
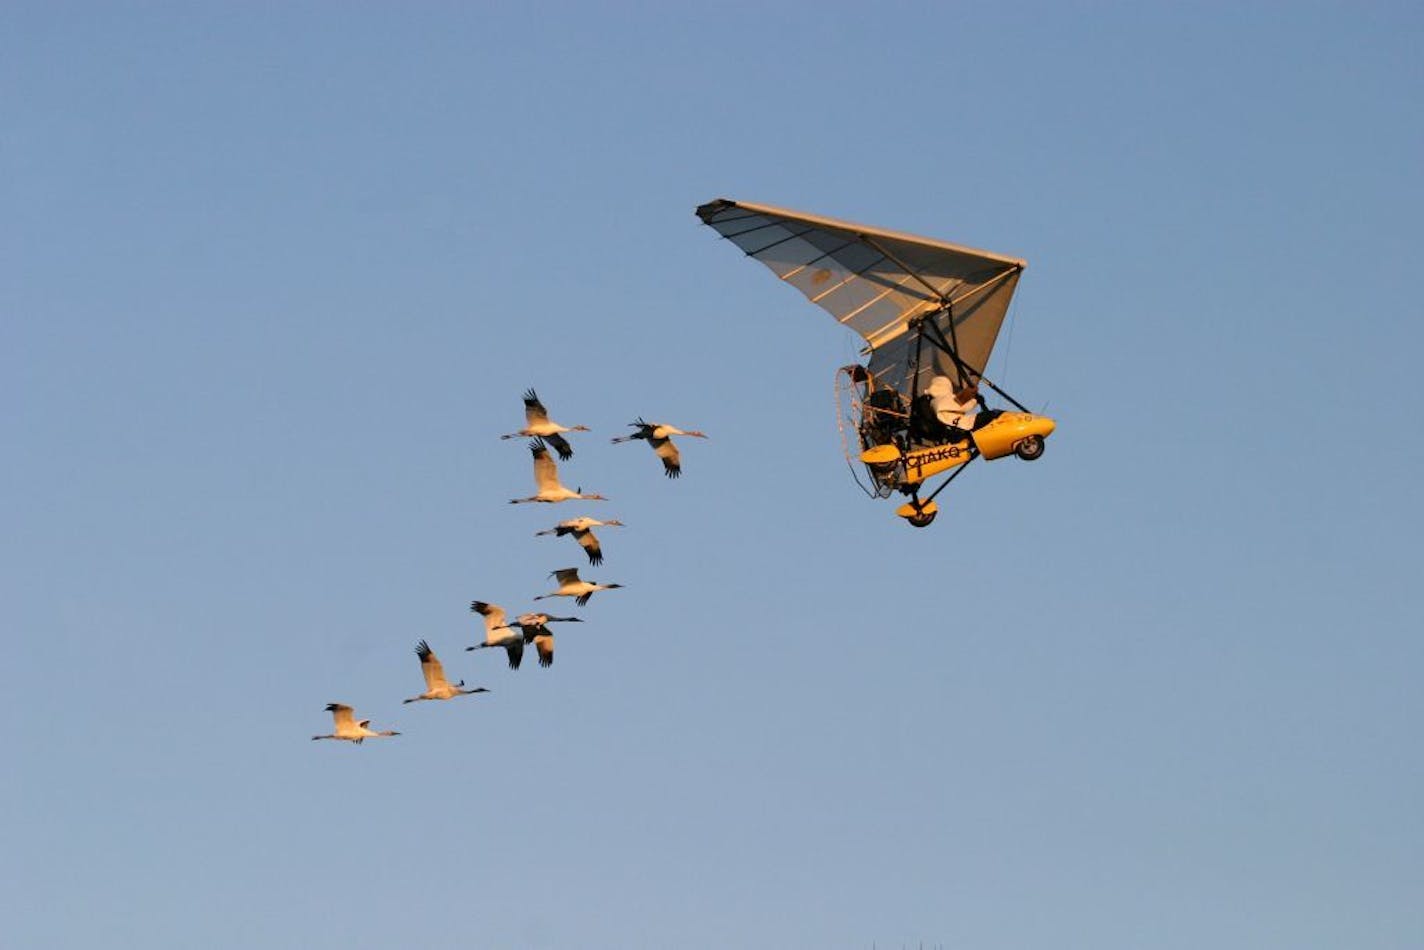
[695,198,734,221]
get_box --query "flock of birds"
[312,389,707,744]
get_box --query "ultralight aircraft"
[697,199,1055,527]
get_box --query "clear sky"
[3,3,1421,948]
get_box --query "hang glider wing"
[696,198,1025,396]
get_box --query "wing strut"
[860,236,952,307]
[914,310,1031,413]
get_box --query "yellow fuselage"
[971,412,1057,461]
[860,412,1057,488]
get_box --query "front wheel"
[1015,435,1045,461]
[907,509,937,528]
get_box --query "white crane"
[465,600,525,670]
[511,612,583,668]
[535,516,625,566]
[510,439,608,505]
[311,703,400,744]
[403,640,490,703]
[534,567,624,607]
[499,389,589,461]
[611,418,709,478]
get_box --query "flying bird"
[499,389,589,460]
[311,703,400,744]
[510,439,608,504]
[403,640,490,703]
[611,418,709,478]
[466,600,525,669]
[534,567,624,607]
[535,516,626,566]
[510,612,583,668]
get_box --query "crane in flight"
[466,600,525,669]
[535,516,625,565]
[534,567,624,607]
[510,612,583,668]
[403,640,490,703]
[499,389,589,461]
[510,439,608,504]
[611,418,708,478]
[311,703,400,744]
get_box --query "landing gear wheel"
[896,499,939,528]
[1015,435,1045,461]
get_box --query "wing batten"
[744,223,822,258]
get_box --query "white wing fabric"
[696,198,1025,396]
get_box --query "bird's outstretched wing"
[544,432,574,461]
[326,703,356,730]
[574,527,604,565]
[470,600,508,631]
[523,389,550,427]
[530,439,559,489]
[504,639,525,670]
[415,639,449,690]
[652,437,682,478]
[552,567,581,585]
[534,633,554,667]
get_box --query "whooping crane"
[499,389,589,461]
[311,703,400,744]
[512,612,583,668]
[534,567,624,607]
[510,439,608,504]
[466,600,525,670]
[610,418,709,478]
[534,516,626,566]
[403,640,490,703]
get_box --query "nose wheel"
[896,499,939,528]
[1015,434,1045,460]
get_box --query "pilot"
[920,375,978,438]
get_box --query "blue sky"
[3,3,1421,948]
